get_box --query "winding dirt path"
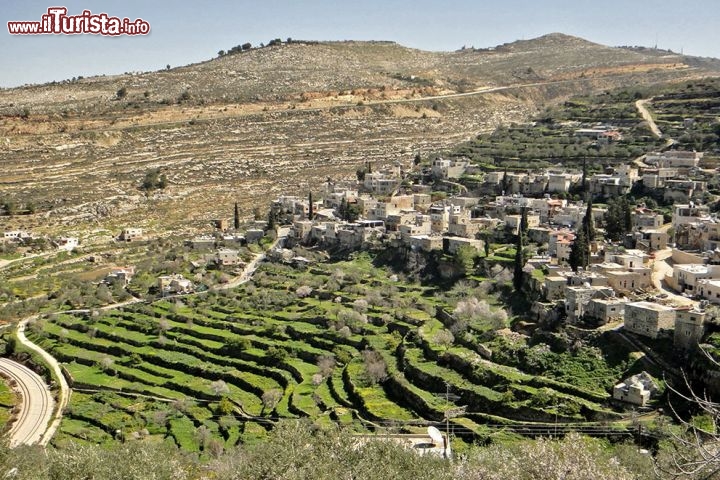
[635,99,662,139]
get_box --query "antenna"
[428,426,444,447]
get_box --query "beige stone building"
[674,308,706,350]
[624,301,676,339]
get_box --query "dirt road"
[649,248,697,307]
[635,99,662,139]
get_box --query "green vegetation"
[0,420,661,479]
[25,252,643,450]
[0,380,16,432]
[446,87,667,174]
[649,77,720,153]
[140,168,168,192]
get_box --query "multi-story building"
[624,301,676,339]
[674,308,707,350]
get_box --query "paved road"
[0,358,54,447]
[2,227,288,445]
[16,319,70,445]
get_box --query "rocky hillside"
[0,33,717,235]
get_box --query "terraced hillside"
[26,255,645,450]
[1,34,716,236]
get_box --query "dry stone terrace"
[0,94,532,233]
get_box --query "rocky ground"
[1,35,716,237]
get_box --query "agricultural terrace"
[26,252,645,452]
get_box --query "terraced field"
[27,254,640,450]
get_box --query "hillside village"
[4,101,720,411]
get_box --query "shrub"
[361,350,387,385]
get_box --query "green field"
[28,253,641,451]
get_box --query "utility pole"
[445,382,450,447]
[553,403,565,437]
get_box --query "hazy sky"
[2,0,719,87]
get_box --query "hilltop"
[0,33,717,235]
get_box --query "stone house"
[409,235,443,252]
[697,279,720,304]
[245,229,265,244]
[613,372,658,406]
[624,301,676,339]
[363,172,400,195]
[504,213,541,235]
[604,267,652,293]
[431,158,469,179]
[564,285,615,322]
[158,274,193,294]
[632,210,665,230]
[120,228,143,242]
[443,237,484,255]
[672,203,711,228]
[105,267,135,286]
[669,264,720,294]
[55,237,78,252]
[674,308,707,350]
[585,297,627,325]
[646,150,703,169]
[544,276,568,301]
[216,248,241,266]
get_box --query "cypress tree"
[519,206,529,237]
[339,197,348,221]
[234,202,240,230]
[569,227,589,272]
[622,197,633,233]
[308,193,314,220]
[513,208,528,292]
[582,195,595,241]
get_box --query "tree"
[234,202,240,230]
[519,206,529,237]
[116,87,127,100]
[267,205,280,230]
[178,90,191,103]
[308,192,314,220]
[654,352,720,478]
[356,168,366,182]
[605,196,632,241]
[454,245,477,275]
[217,50,225,57]
[569,227,589,271]
[317,355,336,378]
[262,389,283,411]
[433,329,455,351]
[141,168,168,192]
[583,195,595,241]
[513,208,527,292]
[210,379,230,396]
[361,349,387,384]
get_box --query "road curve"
[16,319,70,445]
[0,358,54,447]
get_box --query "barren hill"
[0,34,717,235]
